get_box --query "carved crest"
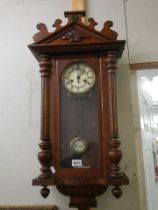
[32,11,118,44]
[62,29,90,42]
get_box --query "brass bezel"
[61,62,95,95]
[69,137,89,155]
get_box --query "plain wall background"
[0,0,158,210]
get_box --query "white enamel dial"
[62,62,95,94]
[70,137,88,155]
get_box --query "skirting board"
[0,206,57,210]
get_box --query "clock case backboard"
[28,11,129,210]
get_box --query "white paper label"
[72,159,82,167]
[50,166,56,173]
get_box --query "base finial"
[40,186,50,198]
[112,186,122,198]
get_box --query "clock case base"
[33,175,129,208]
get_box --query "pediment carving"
[32,11,118,44]
[62,28,90,42]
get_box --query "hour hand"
[77,70,81,83]
[77,76,80,83]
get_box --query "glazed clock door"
[58,57,101,175]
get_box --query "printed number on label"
[72,159,82,167]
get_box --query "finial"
[64,11,86,23]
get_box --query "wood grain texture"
[71,0,86,11]
[129,62,158,70]
[0,206,57,210]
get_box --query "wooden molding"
[71,0,86,10]
[129,62,158,71]
[0,206,57,210]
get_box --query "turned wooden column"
[105,51,122,177]
[105,51,123,198]
[37,54,53,197]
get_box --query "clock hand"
[77,76,80,83]
[77,69,81,83]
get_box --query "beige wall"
[126,0,158,63]
[0,0,157,210]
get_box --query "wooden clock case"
[28,11,129,210]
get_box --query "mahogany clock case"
[28,10,129,209]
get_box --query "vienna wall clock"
[28,10,129,210]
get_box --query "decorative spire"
[64,10,86,24]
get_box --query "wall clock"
[28,10,129,210]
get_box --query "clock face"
[62,62,95,94]
[70,137,88,155]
